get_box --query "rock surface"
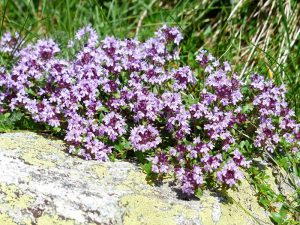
[0,131,276,225]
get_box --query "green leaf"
[259,196,270,208]
[270,212,284,224]
[53,127,61,133]
[134,151,147,163]
[4,112,11,118]
[10,112,24,121]
[142,162,152,175]
[279,204,289,218]
[242,103,253,113]
[195,188,203,199]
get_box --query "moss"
[0,183,34,209]
[0,213,17,225]
[120,194,197,225]
[36,214,75,225]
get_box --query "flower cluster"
[129,125,161,152]
[0,26,298,196]
[175,166,203,195]
[100,112,126,141]
[151,153,169,174]
[216,161,244,187]
[250,74,299,152]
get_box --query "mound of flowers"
[0,25,299,196]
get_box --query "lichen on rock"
[0,131,284,224]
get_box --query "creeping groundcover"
[0,26,299,199]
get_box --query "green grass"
[0,0,299,224]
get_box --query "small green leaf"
[259,196,270,208]
[4,112,11,118]
[53,127,61,133]
[270,212,284,224]
[195,188,203,199]
[142,162,152,175]
[279,204,289,218]
[242,104,253,113]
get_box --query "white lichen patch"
[36,214,75,225]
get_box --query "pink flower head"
[129,124,161,151]
[100,112,126,141]
[217,161,244,187]
[232,149,251,168]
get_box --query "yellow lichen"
[198,177,273,225]
[118,169,270,225]
[0,131,66,168]
[199,197,250,225]
[198,194,270,225]
[36,214,75,225]
[92,165,108,179]
[22,151,56,167]
[0,183,34,209]
[115,170,155,196]
[0,213,17,225]
[120,194,198,225]
[198,195,216,225]
[126,170,148,184]
[264,167,280,194]
[0,132,275,225]
[197,179,269,225]
[22,218,33,225]
[227,178,271,224]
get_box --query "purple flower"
[129,124,161,151]
[171,66,196,91]
[0,25,299,194]
[155,25,183,45]
[151,153,169,174]
[100,112,126,141]
[175,166,203,195]
[193,138,214,155]
[141,65,170,84]
[232,149,251,168]
[0,32,21,54]
[201,154,222,172]
[130,90,163,122]
[161,92,182,112]
[217,161,243,187]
